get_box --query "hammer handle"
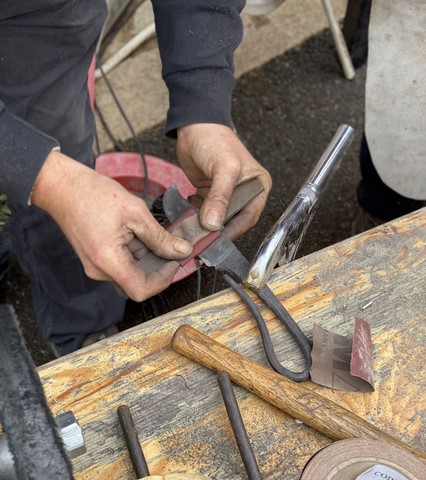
[171,325,426,461]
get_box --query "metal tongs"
[204,124,354,382]
[140,125,354,382]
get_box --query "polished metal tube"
[305,124,355,194]
[245,124,354,290]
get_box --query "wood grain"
[37,208,426,479]
[171,324,425,460]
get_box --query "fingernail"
[204,209,222,229]
[175,239,192,255]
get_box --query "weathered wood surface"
[38,208,426,479]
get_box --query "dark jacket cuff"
[0,104,59,206]
[164,67,235,138]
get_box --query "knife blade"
[198,233,250,282]
[136,178,264,276]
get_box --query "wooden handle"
[171,325,426,461]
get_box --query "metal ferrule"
[245,124,354,290]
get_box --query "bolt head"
[56,411,86,459]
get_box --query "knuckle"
[82,262,104,281]
[211,190,232,207]
[151,226,173,250]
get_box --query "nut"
[56,411,86,459]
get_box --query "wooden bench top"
[38,208,426,479]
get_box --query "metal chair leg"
[322,0,356,80]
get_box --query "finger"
[199,169,239,231]
[128,237,149,260]
[130,212,193,260]
[143,260,180,299]
[125,261,180,302]
[100,244,180,302]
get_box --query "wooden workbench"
[38,208,426,479]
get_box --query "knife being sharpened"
[135,178,265,277]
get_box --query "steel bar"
[217,372,262,480]
[117,405,150,478]
[321,0,355,80]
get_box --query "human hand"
[31,151,193,301]
[176,124,272,240]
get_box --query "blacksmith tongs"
[138,125,354,382]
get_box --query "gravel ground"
[0,28,366,366]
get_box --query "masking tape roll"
[300,439,426,480]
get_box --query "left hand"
[176,123,272,240]
[31,151,193,302]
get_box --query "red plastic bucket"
[88,56,96,111]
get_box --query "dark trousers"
[357,135,424,221]
[0,1,126,354]
[0,232,10,282]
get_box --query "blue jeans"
[0,1,126,354]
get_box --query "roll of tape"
[300,439,426,480]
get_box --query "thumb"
[199,174,238,231]
[132,215,193,260]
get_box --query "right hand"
[31,151,193,302]
[176,123,272,241]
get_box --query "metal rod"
[95,23,156,78]
[305,124,354,195]
[245,124,354,290]
[117,405,150,479]
[217,372,262,480]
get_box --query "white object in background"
[365,0,426,199]
[321,0,355,80]
[95,23,156,79]
[244,0,355,80]
[243,0,286,16]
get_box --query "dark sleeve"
[151,0,245,137]
[0,101,59,206]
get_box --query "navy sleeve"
[151,0,245,137]
[0,101,59,206]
